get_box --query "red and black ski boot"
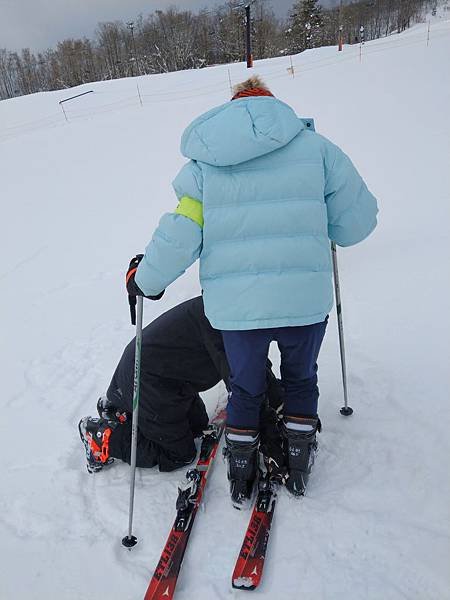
[78,416,117,473]
[96,396,128,425]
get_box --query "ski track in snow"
[0,245,48,282]
[1,13,450,600]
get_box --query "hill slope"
[1,18,449,600]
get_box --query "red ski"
[144,410,226,600]
[232,476,277,590]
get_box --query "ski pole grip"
[128,294,137,325]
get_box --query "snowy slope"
[1,16,449,600]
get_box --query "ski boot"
[97,396,128,425]
[78,416,117,473]
[282,415,321,496]
[223,427,260,509]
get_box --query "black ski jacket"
[109,296,229,404]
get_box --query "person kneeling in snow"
[125,76,378,506]
[78,296,283,473]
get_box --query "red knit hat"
[231,75,274,101]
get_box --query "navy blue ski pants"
[222,318,328,429]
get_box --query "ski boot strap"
[89,427,113,464]
[284,415,321,434]
[225,427,259,445]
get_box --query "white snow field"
[1,14,450,600]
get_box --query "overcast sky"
[0,0,338,52]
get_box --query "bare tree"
[0,0,433,101]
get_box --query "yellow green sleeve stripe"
[174,196,204,228]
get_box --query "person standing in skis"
[126,76,378,506]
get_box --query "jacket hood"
[180,97,304,167]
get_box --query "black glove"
[126,254,164,300]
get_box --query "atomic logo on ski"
[240,514,262,558]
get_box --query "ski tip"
[232,577,257,591]
[145,580,175,600]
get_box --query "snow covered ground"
[1,14,449,600]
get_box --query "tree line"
[0,0,435,101]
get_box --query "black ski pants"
[107,374,209,471]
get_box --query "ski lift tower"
[127,21,139,76]
[234,0,256,68]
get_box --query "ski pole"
[122,294,144,548]
[331,242,353,416]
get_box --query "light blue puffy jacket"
[136,96,378,330]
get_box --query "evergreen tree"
[287,0,324,54]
